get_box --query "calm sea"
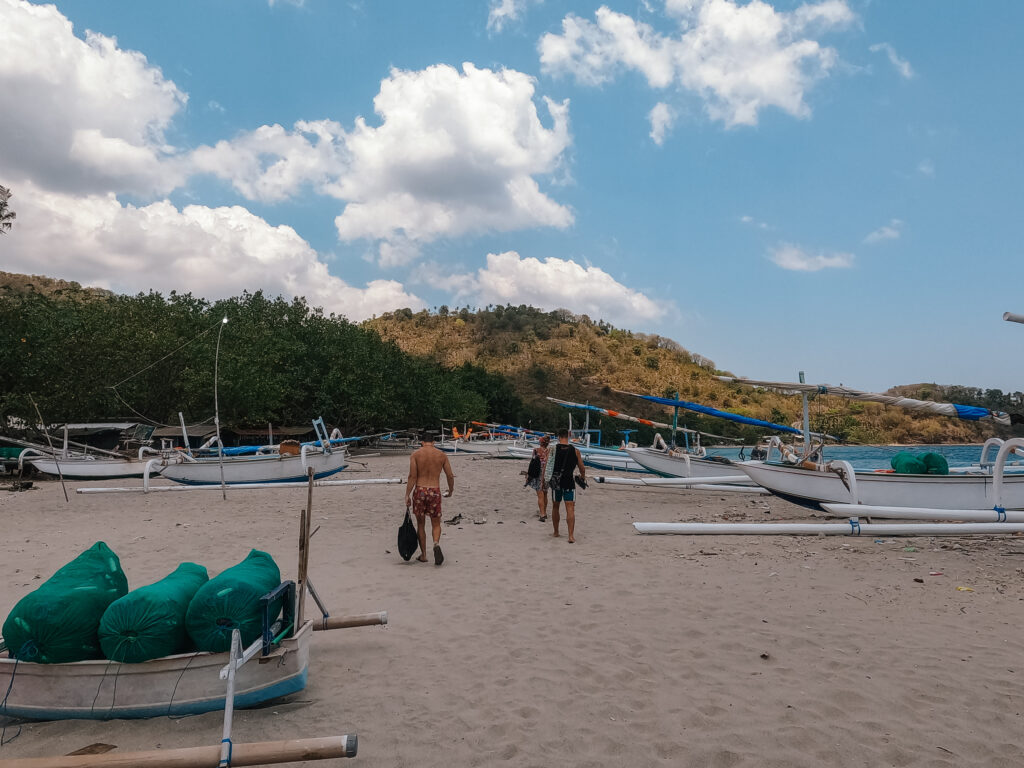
[705,444,1004,471]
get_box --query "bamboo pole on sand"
[0,735,358,768]
[296,468,314,628]
[313,612,388,631]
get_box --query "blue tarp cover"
[952,404,990,422]
[636,395,803,435]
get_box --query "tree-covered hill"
[367,305,1022,445]
[1,272,1018,445]
[0,281,523,434]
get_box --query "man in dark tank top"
[544,428,586,543]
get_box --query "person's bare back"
[407,444,454,492]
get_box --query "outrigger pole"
[634,521,1024,536]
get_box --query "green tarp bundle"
[2,542,128,663]
[185,549,281,653]
[891,452,950,475]
[890,452,927,474]
[98,562,209,663]
[920,452,950,475]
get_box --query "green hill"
[366,305,1019,445]
[0,272,1016,445]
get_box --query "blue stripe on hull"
[1,668,308,721]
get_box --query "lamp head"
[222,316,229,324]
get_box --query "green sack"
[98,562,209,663]
[890,452,927,474]
[2,542,128,663]
[920,452,950,476]
[185,550,281,653]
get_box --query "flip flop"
[433,544,444,566]
[538,516,547,522]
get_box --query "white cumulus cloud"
[769,243,853,271]
[0,182,424,321]
[332,64,572,261]
[190,63,573,265]
[539,0,855,128]
[864,218,903,244]
[488,0,540,32]
[433,251,667,327]
[190,120,349,203]
[869,42,914,79]
[648,102,676,145]
[0,0,187,196]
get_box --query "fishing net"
[185,549,282,653]
[2,542,128,663]
[98,562,209,663]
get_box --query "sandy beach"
[2,452,1024,767]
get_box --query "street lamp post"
[215,316,228,500]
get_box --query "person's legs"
[537,488,548,520]
[430,512,444,565]
[414,512,428,562]
[551,489,561,537]
[566,501,576,543]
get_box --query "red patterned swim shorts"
[412,486,442,519]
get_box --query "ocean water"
[705,443,1013,471]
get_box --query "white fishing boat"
[625,446,750,480]
[27,453,153,480]
[0,620,312,720]
[739,438,1024,510]
[160,444,347,485]
[578,445,647,473]
[20,423,164,480]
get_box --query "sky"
[1,0,1022,393]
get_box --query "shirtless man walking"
[406,431,455,565]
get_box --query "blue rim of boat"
[0,668,308,720]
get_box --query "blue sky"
[1,0,1022,393]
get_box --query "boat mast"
[214,316,228,500]
[799,371,810,452]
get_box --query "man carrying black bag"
[404,431,455,565]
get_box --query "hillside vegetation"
[367,305,1022,445]
[1,271,1018,445]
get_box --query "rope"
[166,652,201,719]
[106,386,215,429]
[0,643,39,746]
[106,318,222,390]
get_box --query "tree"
[0,185,15,235]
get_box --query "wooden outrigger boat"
[0,471,393,729]
[0,617,312,720]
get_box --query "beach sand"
[2,453,1024,767]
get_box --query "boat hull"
[581,453,647,473]
[159,451,347,485]
[625,448,748,479]
[29,457,149,480]
[0,621,312,720]
[740,462,1024,510]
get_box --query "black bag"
[524,456,541,486]
[397,507,419,561]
